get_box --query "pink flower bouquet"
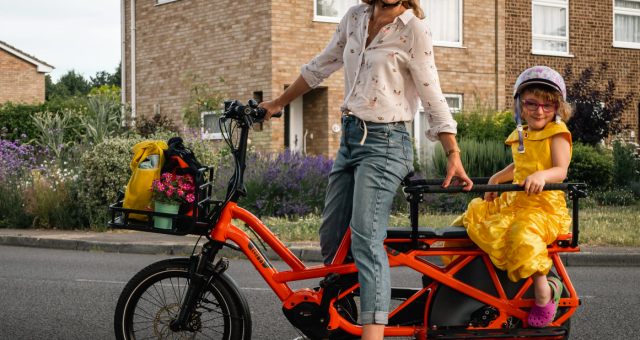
[148,173,196,206]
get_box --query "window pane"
[533,39,568,52]
[615,0,640,10]
[533,5,567,37]
[422,0,461,43]
[316,0,358,18]
[203,114,222,134]
[445,97,461,113]
[615,14,640,43]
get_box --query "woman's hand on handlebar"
[258,99,284,121]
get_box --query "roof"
[0,40,54,73]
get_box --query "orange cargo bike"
[109,99,587,340]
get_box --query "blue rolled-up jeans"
[319,115,414,325]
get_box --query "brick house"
[122,0,639,159]
[0,40,54,103]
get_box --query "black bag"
[161,137,204,215]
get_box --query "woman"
[259,1,472,339]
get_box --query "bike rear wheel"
[114,259,247,340]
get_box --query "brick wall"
[124,0,274,150]
[0,49,45,103]
[436,0,507,112]
[505,0,640,136]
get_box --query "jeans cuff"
[360,311,389,325]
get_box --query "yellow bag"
[123,140,169,221]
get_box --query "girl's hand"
[258,99,284,121]
[484,176,499,202]
[520,172,546,195]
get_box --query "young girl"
[448,66,573,328]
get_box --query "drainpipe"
[130,0,136,118]
[494,0,499,111]
[121,0,126,113]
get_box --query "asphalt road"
[1,246,638,340]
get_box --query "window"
[314,0,359,23]
[201,111,228,140]
[532,0,570,56]
[421,0,463,47]
[444,94,463,114]
[614,0,640,49]
[157,0,180,5]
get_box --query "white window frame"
[613,0,640,49]
[201,111,228,140]
[313,0,359,23]
[156,0,181,5]
[531,0,570,56]
[421,0,464,48]
[444,94,463,114]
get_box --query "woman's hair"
[361,0,426,20]
[511,84,573,122]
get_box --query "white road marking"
[75,279,126,284]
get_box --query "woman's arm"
[260,10,349,119]
[520,134,571,194]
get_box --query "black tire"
[114,259,247,340]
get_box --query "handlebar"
[223,99,282,124]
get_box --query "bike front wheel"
[114,259,248,340]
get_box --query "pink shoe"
[527,277,563,328]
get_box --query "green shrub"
[454,111,516,142]
[592,188,636,206]
[0,179,32,229]
[0,97,86,142]
[568,142,613,188]
[625,180,640,200]
[80,131,218,228]
[433,138,513,178]
[612,140,639,187]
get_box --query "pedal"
[425,326,568,339]
[469,305,499,328]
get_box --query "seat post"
[408,194,420,250]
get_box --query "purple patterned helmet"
[512,66,566,154]
[513,66,566,100]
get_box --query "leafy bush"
[625,180,640,200]
[213,150,333,218]
[135,113,178,138]
[591,188,636,206]
[181,72,227,128]
[31,110,77,160]
[433,138,513,178]
[80,131,218,228]
[0,97,85,141]
[454,110,516,142]
[564,62,635,146]
[77,91,131,144]
[612,140,639,187]
[568,142,613,188]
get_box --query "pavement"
[1,228,640,267]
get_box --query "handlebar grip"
[256,108,283,120]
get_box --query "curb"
[0,235,324,262]
[1,235,639,266]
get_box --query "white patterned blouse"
[300,3,457,141]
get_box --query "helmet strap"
[516,95,525,154]
[555,112,562,124]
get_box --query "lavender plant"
[0,130,37,228]
[213,149,333,218]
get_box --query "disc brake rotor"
[154,303,198,340]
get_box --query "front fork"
[170,241,226,332]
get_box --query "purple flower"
[20,134,26,138]
[86,178,91,182]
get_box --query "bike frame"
[207,201,580,338]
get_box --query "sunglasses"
[523,100,557,113]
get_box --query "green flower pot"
[154,200,180,230]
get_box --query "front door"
[285,96,304,152]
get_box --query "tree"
[564,62,634,146]
[90,62,121,88]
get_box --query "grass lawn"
[236,206,640,247]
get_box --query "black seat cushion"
[436,226,469,239]
[386,227,437,239]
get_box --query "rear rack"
[108,166,221,236]
[403,179,588,250]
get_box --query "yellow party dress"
[445,122,573,282]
